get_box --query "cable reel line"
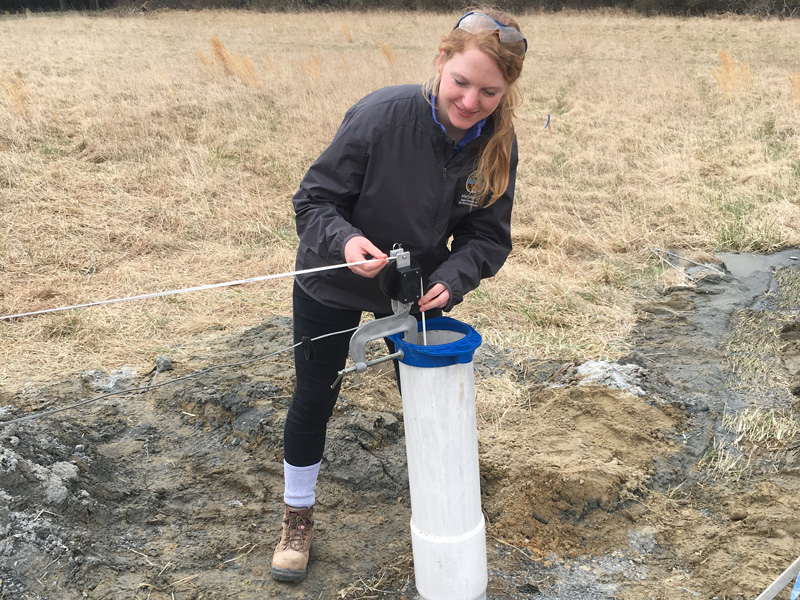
[0,257,399,322]
[0,245,426,427]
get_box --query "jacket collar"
[429,93,488,150]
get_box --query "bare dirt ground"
[1,249,799,600]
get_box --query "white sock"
[283,460,320,508]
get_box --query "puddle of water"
[718,250,800,279]
[718,252,769,279]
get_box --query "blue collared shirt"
[430,94,487,151]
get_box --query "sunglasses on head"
[454,11,527,59]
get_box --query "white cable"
[651,249,697,283]
[651,247,725,275]
[0,257,395,321]
[419,275,428,345]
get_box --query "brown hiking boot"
[271,505,314,582]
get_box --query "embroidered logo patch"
[459,171,482,208]
[466,172,481,193]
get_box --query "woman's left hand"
[418,283,450,312]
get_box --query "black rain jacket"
[293,84,515,314]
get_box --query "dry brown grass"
[342,24,354,43]
[713,50,752,98]
[791,70,800,107]
[203,35,261,87]
[300,50,323,81]
[723,309,793,388]
[701,408,798,480]
[1,10,799,393]
[724,408,797,448]
[1,75,30,120]
[380,42,396,66]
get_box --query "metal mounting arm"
[348,311,417,375]
[332,245,420,388]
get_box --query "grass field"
[1,8,799,392]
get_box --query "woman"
[271,9,526,582]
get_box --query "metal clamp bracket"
[348,311,416,372]
[331,350,404,389]
[332,245,419,388]
[333,311,416,389]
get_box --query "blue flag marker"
[545,114,551,129]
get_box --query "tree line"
[3,0,798,21]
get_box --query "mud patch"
[0,320,414,600]
[481,385,678,557]
[780,320,800,396]
[1,249,799,600]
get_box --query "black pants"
[284,282,440,467]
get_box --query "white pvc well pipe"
[390,317,486,600]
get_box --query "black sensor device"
[379,262,422,304]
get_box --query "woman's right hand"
[344,236,388,278]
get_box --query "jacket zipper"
[441,138,454,181]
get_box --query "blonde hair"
[424,9,525,207]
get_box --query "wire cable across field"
[0,256,403,427]
[650,248,726,283]
[0,257,395,321]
